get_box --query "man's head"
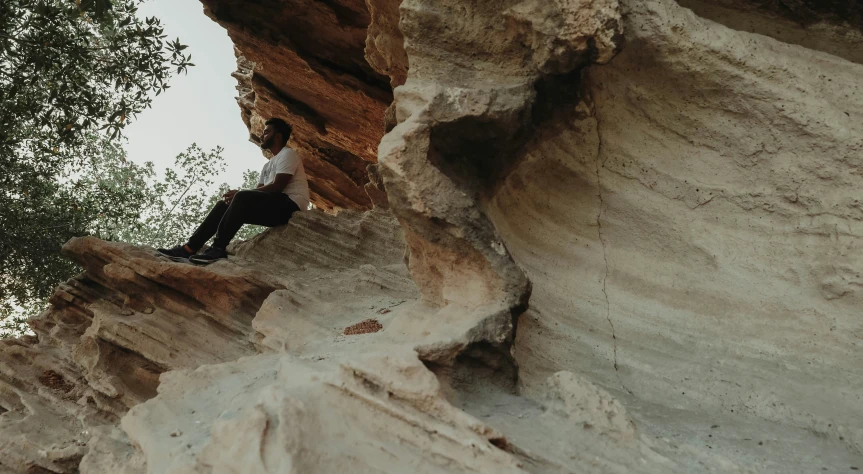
[261,118,293,151]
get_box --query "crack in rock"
[594,110,633,396]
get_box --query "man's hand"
[223,189,238,204]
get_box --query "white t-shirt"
[258,147,310,210]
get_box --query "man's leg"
[211,190,298,249]
[158,200,229,260]
[186,200,229,251]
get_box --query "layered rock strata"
[377,0,624,366]
[488,0,863,469]
[678,0,863,64]
[0,209,416,473]
[1,208,730,474]
[376,0,862,469]
[202,0,397,211]
[2,0,863,472]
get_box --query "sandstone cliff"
[2,0,862,472]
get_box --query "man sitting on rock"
[157,117,309,265]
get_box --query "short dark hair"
[265,117,292,142]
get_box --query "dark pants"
[187,190,300,250]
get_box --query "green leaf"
[0,0,198,336]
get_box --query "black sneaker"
[157,245,194,262]
[189,246,227,265]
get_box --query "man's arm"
[224,177,287,204]
[257,173,291,193]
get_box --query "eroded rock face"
[0,210,416,473]
[200,0,396,211]
[365,0,409,88]
[3,0,863,472]
[488,0,863,468]
[1,208,708,474]
[121,351,526,474]
[0,241,273,472]
[375,0,624,368]
[677,0,863,65]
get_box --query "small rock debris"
[38,370,75,393]
[344,319,383,335]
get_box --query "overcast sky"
[125,0,263,189]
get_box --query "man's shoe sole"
[189,257,226,265]
[156,252,193,263]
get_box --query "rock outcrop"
[678,0,863,64]
[3,0,863,472]
[1,208,722,474]
[0,209,417,472]
[201,0,397,211]
[494,1,863,466]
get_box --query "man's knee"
[233,190,258,201]
[229,190,258,207]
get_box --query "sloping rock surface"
[496,0,863,460]
[678,0,863,64]
[1,209,723,474]
[0,209,416,473]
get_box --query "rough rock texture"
[1,208,724,474]
[0,237,283,473]
[201,0,397,211]
[364,0,409,88]
[348,0,860,469]
[121,350,736,474]
[3,0,863,472]
[376,0,624,372]
[678,0,863,65]
[0,209,416,473]
[487,0,863,470]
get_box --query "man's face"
[260,124,276,150]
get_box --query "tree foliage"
[1,138,265,338]
[102,144,265,248]
[0,0,193,337]
[1,0,193,150]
